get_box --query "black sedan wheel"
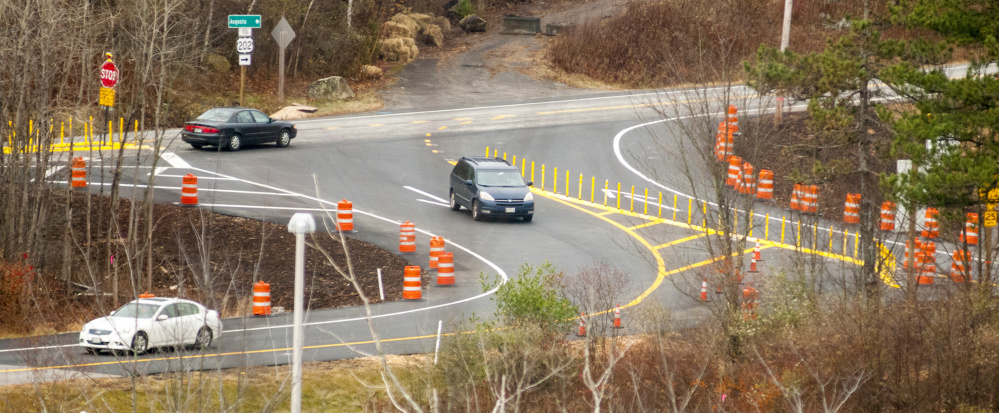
[226,134,242,151]
[276,130,291,147]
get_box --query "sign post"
[271,17,296,103]
[229,15,261,106]
[980,188,999,285]
[99,52,119,144]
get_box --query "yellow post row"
[616,183,622,210]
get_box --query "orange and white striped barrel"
[436,252,455,286]
[740,162,754,194]
[403,266,422,299]
[802,185,819,213]
[843,193,860,224]
[71,157,87,188]
[336,199,354,232]
[756,169,773,200]
[880,201,896,231]
[790,183,803,211]
[429,236,445,269]
[726,156,742,187]
[253,280,271,316]
[918,242,937,284]
[951,250,970,282]
[903,239,923,270]
[399,221,416,253]
[181,173,198,205]
[727,105,739,132]
[921,208,939,238]
[960,213,979,245]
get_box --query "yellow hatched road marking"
[652,233,707,249]
[627,221,664,231]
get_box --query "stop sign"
[100,61,119,89]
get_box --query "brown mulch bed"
[11,191,411,334]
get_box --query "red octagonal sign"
[100,61,119,89]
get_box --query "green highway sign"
[228,15,261,29]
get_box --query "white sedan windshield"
[477,170,525,186]
[113,303,159,319]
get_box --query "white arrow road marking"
[160,152,190,169]
[417,199,450,207]
[601,188,616,199]
[404,186,449,204]
[44,166,62,179]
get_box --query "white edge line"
[404,186,448,203]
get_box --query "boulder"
[360,65,383,79]
[307,76,355,101]
[459,15,487,33]
[408,13,435,28]
[203,53,230,73]
[433,16,452,32]
[271,103,318,120]
[390,14,420,38]
[382,20,414,39]
[420,24,444,47]
[380,37,419,62]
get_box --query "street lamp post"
[287,213,315,413]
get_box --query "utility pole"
[776,0,792,125]
[287,213,315,412]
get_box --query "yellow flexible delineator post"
[854,232,860,258]
[630,185,635,212]
[553,167,558,194]
[68,118,72,144]
[702,201,707,228]
[796,221,802,248]
[521,158,526,177]
[578,174,583,200]
[28,120,33,149]
[530,162,535,183]
[119,117,123,143]
[812,222,818,249]
[485,146,489,157]
[591,177,595,203]
[107,120,112,145]
[643,188,648,215]
[687,198,693,224]
[134,120,139,144]
[748,210,754,237]
[843,230,849,255]
[493,149,498,157]
[565,170,570,196]
[603,180,608,206]
[734,207,738,230]
[765,213,770,240]
[781,216,786,244]
[502,152,506,160]
[673,195,678,221]
[541,165,546,190]
[658,192,662,218]
[617,182,622,210]
[828,225,834,253]
[512,155,516,166]
[60,122,64,145]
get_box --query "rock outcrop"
[307,76,355,101]
[459,15,487,33]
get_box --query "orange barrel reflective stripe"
[139,291,155,299]
[399,221,416,253]
[843,193,860,224]
[950,250,970,282]
[71,157,87,188]
[180,173,198,206]
[740,162,754,194]
[403,266,422,299]
[336,199,354,232]
[436,252,455,286]
[790,183,803,211]
[726,156,742,187]
[960,213,979,245]
[921,208,939,238]
[880,201,896,231]
[429,236,445,269]
[253,280,271,316]
[756,169,773,200]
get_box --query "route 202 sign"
[100,61,119,89]
[236,37,254,54]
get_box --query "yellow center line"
[410,120,429,124]
[325,126,338,130]
[460,121,473,125]
[453,118,472,121]
[368,124,383,127]
[490,115,514,120]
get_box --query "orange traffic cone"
[701,280,708,301]
[613,305,622,328]
[577,312,587,337]
[750,257,758,273]
[753,240,762,261]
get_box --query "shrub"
[481,262,578,332]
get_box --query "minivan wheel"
[471,200,483,221]
[523,215,533,223]
[449,191,461,211]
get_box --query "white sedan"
[79,297,222,354]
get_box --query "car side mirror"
[157,315,168,321]
[526,181,533,186]
[268,118,274,123]
[464,179,474,186]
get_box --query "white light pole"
[777,0,793,125]
[287,213,315,413]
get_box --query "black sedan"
[181,107,297,151]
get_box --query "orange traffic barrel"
[802,185,819,214]
[436,252,455,285]
[880,201,896,231]
[403,266,422,300]
[950,250,970,282]
[399,221,416,253]
[921,208,939,238]
[960,213,979,245]
[71,157,87,188]
[336,199,354,232]
[727,105,739,132]
[756,170,773,200]
[577,312,587,337]
[429,236,445,269]
[726,156,742,187]
[253,280,271,316]
[139,291,155,299]
[740,162,754,194]
[843,193,860,224]
[790,183,803,211]
[181,173,198,205]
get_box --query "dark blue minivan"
[449,157,535,222]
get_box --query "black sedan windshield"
[196,109,235,122]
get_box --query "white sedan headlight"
[524,192,533,202]
[479,191,495,201]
